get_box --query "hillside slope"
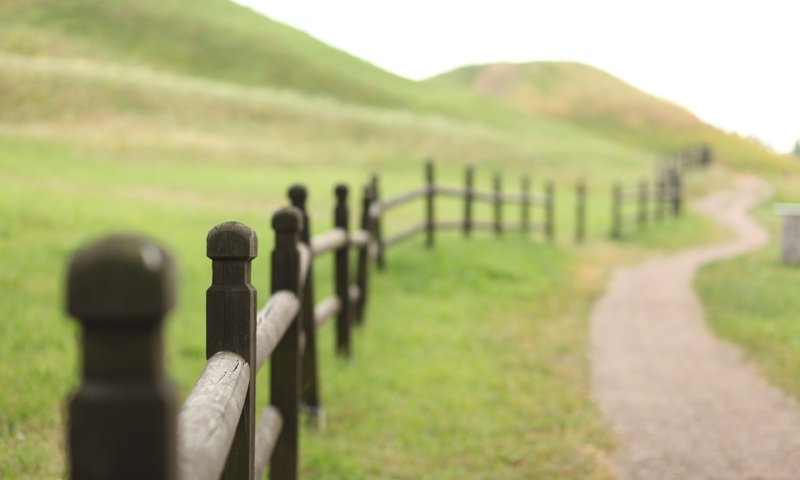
[0,0,551,130]
[430,61,792,172]
[429,61,701,129]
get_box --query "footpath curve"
[591,175,800,479]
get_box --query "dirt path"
[591,176,800,479]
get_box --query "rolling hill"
[429,61,791,172]
[0,1,794,477]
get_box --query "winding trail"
[591,176,800,479]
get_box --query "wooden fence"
[66,182,376,480]
[609,145,711,239]
[370,161,555,269]
[63,146,710,480]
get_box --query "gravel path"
[591,176,800,479]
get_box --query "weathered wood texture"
[269,207,304,480]
[349,229,370,247]
[254,406,284,480]
[310,229,347,256]
[255,292,300,371]
[66,234,178,480]
[205,221,258,480]
[177,352,250,480]
[314,295,342,328]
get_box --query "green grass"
[0,135,626,478]
[0,126,722,477]
[696,174,800,399]
[0,1,761,477]
[299,236,615,479]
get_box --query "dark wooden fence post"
[207,222,258,480]
[66,234,177,480]
[269,207,303,480]
[493,173,502,236]
[288,185,323,426]
[464,166,474,237]
[637,179,648,229]
[545,181,555,242]
[334,184,351,357]
[575,179,586,244]
[355,184,374,325]
[371,174,385,271]
[521,175,531,235]
[425,160,435,248]
[701,144,712,167]
[612,182,622,239]
[655,173,665,222]
[671,170,683,217]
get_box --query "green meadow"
[0,0,791,478]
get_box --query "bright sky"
[236,0,799,152]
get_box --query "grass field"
[0,124,721,477]
[0,0,784,477]
[697,173,800,399]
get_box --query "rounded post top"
[363,183,375,201]
[335,184,348,202]
[272,206,304,233]
[67,233,176,325]
[288,184,308,208]
[207,221,258,260]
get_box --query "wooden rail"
[371,161,556,268]
[63,146,709,478]
[610,162,687,239]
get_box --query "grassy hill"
[0,0,567,131]
[0,1,783,478]
[429,61,793,173]
[429,61,702,129]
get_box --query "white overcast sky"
[236,0,799,152]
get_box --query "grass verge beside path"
[697,176,800,399]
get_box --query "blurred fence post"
[355,183,374,326]
[576,179,586,244]
[425,160,435,248]
[493,172,502,236]
[612,183,622,239]
[637,179,648,229]
[464,166,474,237]
[334,184,351,357]
[545,181,555,242]
[371,174,385,271]
[289,185,323,425]
[522,175,531,235]
[671,170,683,217]
[269,207,303,480]
[66,234,178,480]
[207,222,258,480]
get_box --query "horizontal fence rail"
[370,161,556,269]
[64,145,710,479]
